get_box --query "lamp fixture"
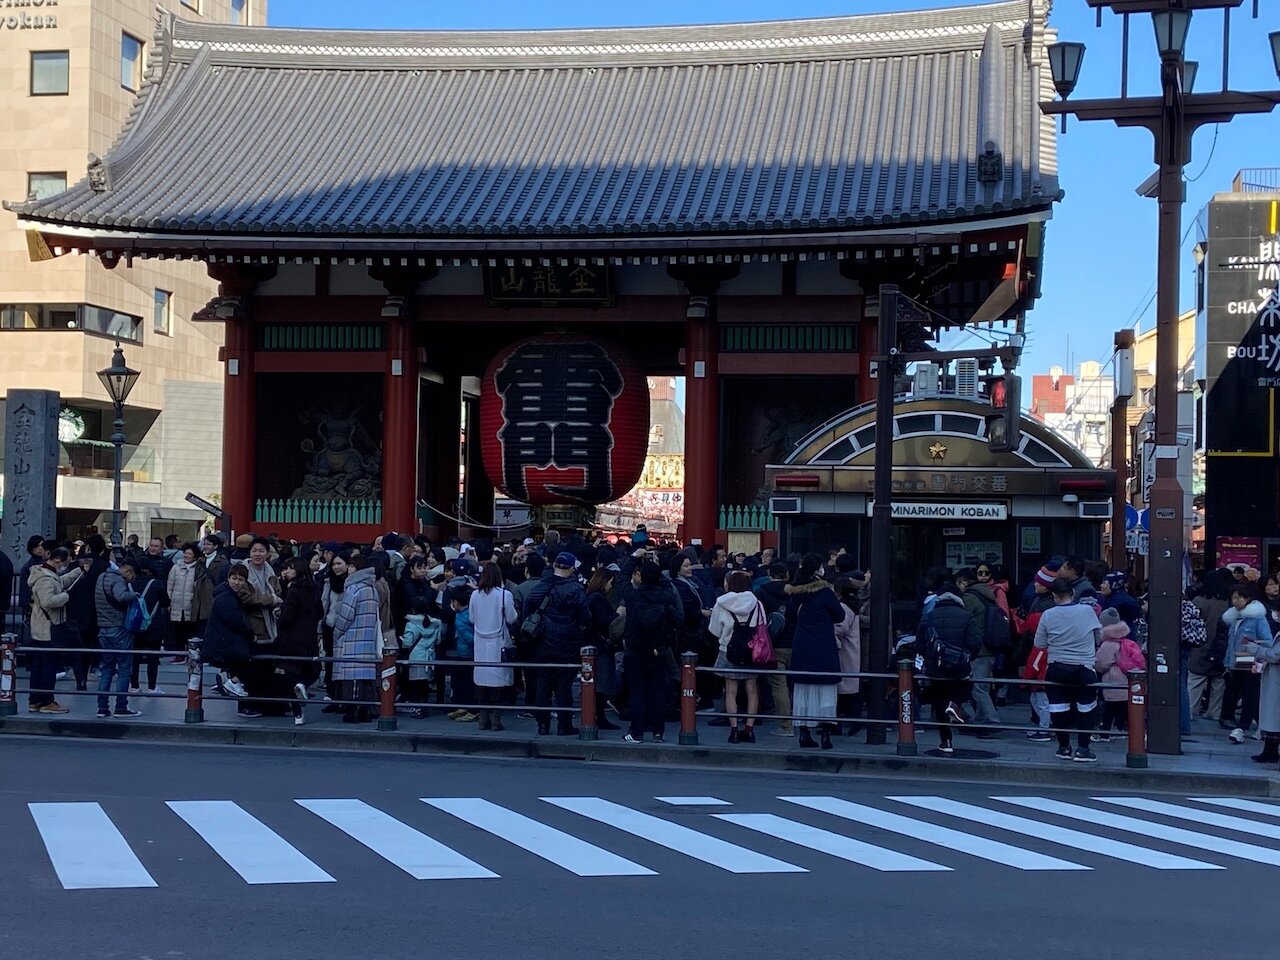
[96,343,140,405]
[1151,9,1192,59]
[1182,60,1198,95]
[1047,41,1086,98]
[1270,31,1280,81]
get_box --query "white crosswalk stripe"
[780,796,1089,871]
[29,802,158,890]
[297,799,498,880]
[21,793,1280,891]
[423,797,656,877]
[546,797,807,874]
[996,797,1280,867]
[1193,797,1280,818]
[167,800,335,885]
[890,796,1220,870]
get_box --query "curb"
[2,716,1276,796]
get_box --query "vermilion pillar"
[683,309,720,547]
[221,314,256,539]
[382,314,419,537]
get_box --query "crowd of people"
[1,531,1276,768]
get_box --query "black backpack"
[725,610,755,667]
[920,618,971,673]
[976,594,1014,654]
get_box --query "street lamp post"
[96,343,140,548]
[1042,1,1280,754]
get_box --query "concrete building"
[0,0,266,542]
[1031,359,1113,467]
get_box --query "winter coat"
[1239,629,1280,734]
[785,578,845,684]
[94,568,135,632]
[754,579,792,647]
[836,600,861,695]
[167,560,199,623]
[201,582,254,667]
[453,609,475,659]
[394,575,435,630]
[709,590,765,658]
[135,551,173,585]
[961,583,999,655]
[671,575,708,654]
[275,577,322,677]
[193,554,229,624]
[66,555,106,636]
[470,586,518,688]
[27,564,83,642]
[1190,595,1229,676]
[1222,600,1271,671]
[1095,622,1147,702]
[622,582,679,657]
[331,567,380,682]
[241,564,281,644]
[403,614,442,680]
[1102,590,1143,634]
[917,592,981,680]
[584,590,619,652]
[524,574,590,661]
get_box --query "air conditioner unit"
[913,362,940,397]
[955,358,979,399]
[769,496,803,515]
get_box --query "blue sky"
[271,0,1280,380]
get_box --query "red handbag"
[749,602,775,665]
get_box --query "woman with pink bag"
[710,570,767,743]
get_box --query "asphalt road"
[3,738,1277,960]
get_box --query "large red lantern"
[479,334,650,506]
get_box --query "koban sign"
[867,502,1008,520]
[1,0,57,30]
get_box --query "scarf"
[248,561,278,640]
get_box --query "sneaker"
[1229,727,1246,744]
[128,686,141,695]
[1073,748,1099,763]
[622,733,643,743]
[652,734,663,743]
[1091,733,1111,743]
[458,712,480,723]
[223,677,248,699]
[770,728,795,737]
[447,709,465,719]
[293,682,309,702]
[148,687,166,697]
[1026,731,1055,742]
[38,702,70,714]
[56,671,68,681]
[938,742,955,755]
[1055,746,1074,761]
[294,714,306,727]
[96,709,112,719]
[113,708,142,718]
[517,711,536,720]
[944,702,968,724]
[237,708,263,719]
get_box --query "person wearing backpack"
[1094,607,1147,740]
[620,560,679,743]
[956,567,1009,731]
[93,556,140,718]
[710,570,767,743]
[128,564,170,698]
[916,575,982,754]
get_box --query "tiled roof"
[10,1,1059,244]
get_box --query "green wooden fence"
[718,504,778,531]
[253,498,383,525]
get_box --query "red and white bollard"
[579,646,598,741]
[0,633,17,717]
[679,652,699,745]
[378,650,398,732]
[896,658,917,756]
[1126,669,1148,769]
[184,638,203,724]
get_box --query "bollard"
[896,658,917,756]
[679,652,699,745]
[0,633,16,717]
[378,650,398,731]
[1125,669,1148,769]
[579,646,598,741]
[184,638,204,724]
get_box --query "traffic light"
[984,372,1021,453]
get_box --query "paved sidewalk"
[4,663,1278,795]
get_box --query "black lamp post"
[1042,1,1280,755]
[96,342,140,548]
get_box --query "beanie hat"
[1099,607,1121,627]
[1035,565,1058,588]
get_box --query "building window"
[121,33,144,92]
[27,172,67,201]
[0,304,142,342]
[231,0,248,25]
[153,289,173,335]
[30,51,69,96]
[181,0,200,10]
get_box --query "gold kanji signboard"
[484,263,614,307]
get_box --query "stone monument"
[2,390,60,566]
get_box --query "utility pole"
[1112,330,1136,570]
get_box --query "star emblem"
[929,442,948,460]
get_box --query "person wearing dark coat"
[785,554,846,749]
[916,578,983,754]
[523,552,590,735]
[202,566,255,703]
[275,557,323,725]
[620,560,680,743]
[583,567,622,731]
[0,546,13,620]
[394,558,435,633]
[129,564,170,695]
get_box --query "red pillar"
[382,315,419,537]
[221,315,256,539]
[683,312,719,547]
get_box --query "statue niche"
[292,404,382,501]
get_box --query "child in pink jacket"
[1095,607,1146,740]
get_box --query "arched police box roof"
[9,1,1059,249]
[784,396,1096,470]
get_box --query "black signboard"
[484,263,614,307]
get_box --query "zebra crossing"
[19,793,1280,890]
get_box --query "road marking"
[545,797,807,874]
[1096,797,1280,841]
[167,801,335,885]
[655,797,732,806]
[28,802,158,890]
[996,797,1280,867]
[297,799,497,880]
[780,796,1088,871]
[715,813,951,872]
[891,796,1219,871]
[1192,797,1280,818]
[423,798,655,877]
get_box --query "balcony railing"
[1233,168,1280,193]
[58,440,155,483]
[254,498,383,525]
